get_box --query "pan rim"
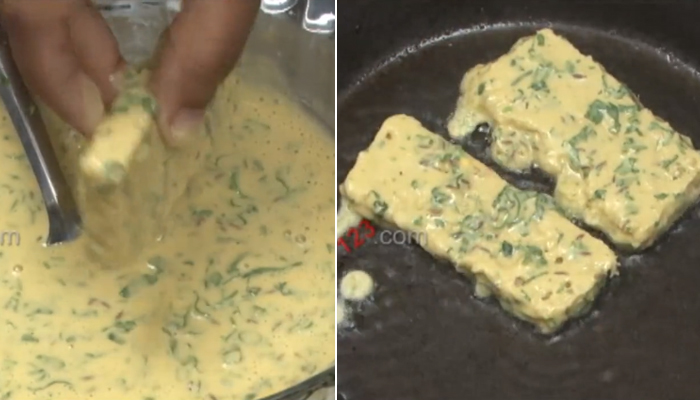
[338,20,700,103]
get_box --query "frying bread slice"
[448,28,700,249]
[341,114,617,333]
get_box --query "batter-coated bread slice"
[341,114,617,333]
[448,28,700,249]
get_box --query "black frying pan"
[337,1,700,399]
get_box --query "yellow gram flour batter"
[0,70,335,400]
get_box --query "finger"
[150,0,260,145]
[1,0,124,136]
[69,3,127,104]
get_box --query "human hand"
[0,0,260,145]
[150,0,260,145]
[0,0,124,136]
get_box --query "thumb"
[149,0,259,146]
[1,0,125,136]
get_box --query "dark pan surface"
[337,1,700,399]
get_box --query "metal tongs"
[0,29,81,246]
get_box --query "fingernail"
[109,67,125,92]
[169,109,205,146]
[80,73,104,135]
